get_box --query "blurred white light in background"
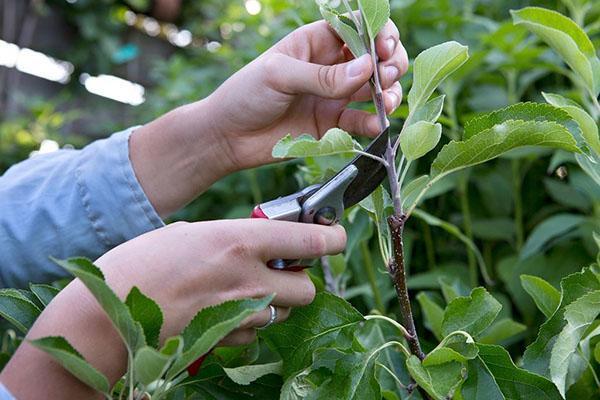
[0,40,19,67]
[232,22,245,32]
[80,73,145,106]
[206,41,221,53]
[0,40,73,83]
[124,10,137,26]
[39,139,60,154]
[16,48,74,84]
[245,0,262,15]
[143,17,161,36]
[30,139,60,158]
[172,30,192,47]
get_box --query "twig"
[364,314,411,338]
[321,256,338,295]
[383,140,425,361]
[353,149,388,166]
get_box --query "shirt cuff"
[75,126,165,250]
[0,383,15,400]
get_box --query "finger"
[378,43,408,89]
[384,82,402,115]
[349,82,373,102]
[240,306,291,328]
[256,269,316,307]
[264,52,373,100]
[338,109,381,137]
[375,20,400,60]
[248,220,347,261]
[218,329,257,346]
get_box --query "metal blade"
[342,127,395,208]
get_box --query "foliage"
[1,0,600,399]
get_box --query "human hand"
[129,19,407,217]
[1,220,346,399]
[207,19,408,171]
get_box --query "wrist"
[130,98,235,217]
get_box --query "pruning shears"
[250,127,393,269]
[187,127,393,376]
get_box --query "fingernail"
[385,66,399,82]
[386,38,396,55]
[347,55,370,78]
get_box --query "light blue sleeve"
[0,127,164,288]
[0,383,15,400]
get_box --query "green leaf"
[262,292,364,377]
[463,103,582,145]
[53,258,145,352]
[576,153,600,186]
[439,277,469,303]
[357,0,390,39]
[168,295,273,378]
[223,361,282,386]
[359,186,392,263]
[521,275,561,318]
[0,288,41,334]
[320,7,367,58]
[30,336,109,393]
[431,120,580,179]
[423,331,478,367]
[416,292,444,340]
[29,284,60,308]
[125,286,163,348]
[134,336,182,386]
[477,344,562,399]
[410,95,446,125]
[406,355,465,400]
[272,129,357,158]
[478,318,527,345]
[543,92,600,154]
[550,290,600,396]
[522,268,600,376]
[311,347,382,399]
[400,121,442,161]
[441,287,502,338]
[408,41,469,112]
[511,7,600,96]
[519,214,586,260]
[462,357,505,400]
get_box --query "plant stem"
[512,159,524,250]
[361,241,385,312]
[368,35,388,131]
[384,142,425,360]
[321,256,338,295]
[458,173,477,287]
[387,214,425,359]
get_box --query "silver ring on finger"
[258,305,277,330]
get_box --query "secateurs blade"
[251,127,394,269]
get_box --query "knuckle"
[299,278,316,306]
[263,54,284,88]
[306,232,328,255]
[227,240,254,261]
[318,65,339,96]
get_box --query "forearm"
[0,281,126,399]
[130,98,235,218]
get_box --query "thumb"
[265,53,373,99]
